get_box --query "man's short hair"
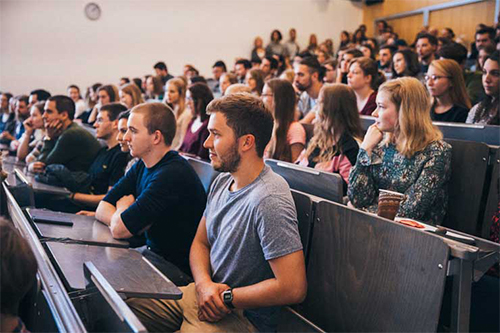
[235,59,252,69]
[67,84,80,92]
[30,89,51,102]
[345,48,364,58]
[131,102,176,146]
[416,32,438,46]
[206,93,273,158]
[476,26,495,40]
[212,60,227,72]
[0,219,38,316]
[264,56,278,70]
[379,44,397,55]
[300,56,325,81]
[16,95,29,105]
[154,61,167,71]
[438,42,468,65]
[118,110,131,121]
[297,51,313,59]
[100,102,128,121]
[48,95,76,120]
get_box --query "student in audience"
[234,59,251,84]
[219,73,238,96]
[79,83,102,123]
[96,102,206,285]
[2,95,30,150]
[65,103,130,209]
[119,77,130,86]
[127,93,306,333]
[260,56,278,80]
[340,30,351,48]
[145,75,164,101]
[88,84,120,124]
[348,57,384,116]
[153,61,174,86]
[30,96,101,173]
[323,59,338,84]
[251,36,266,63]
[17,102,45,162]
[266,29,285,57]
[28,89,51,108]
[438,42,485,106]
[119,83,144,109]
[245,68,265,96]
[391,49,421,79]
[67,85,86,118]
[284,28,300,59]
[0,220,38,333]
[477,44,496,71]
[306,33,319,54]
[132,78,144,93]
[360,43,375,60]
[165,78,191,150]
[467,51,500,125]
[115,110,139,174]
[179,83,213,160]
[378,44,396,79]
[336,48,363,84]
[208,60,226,97]
[426,59,471,123]
[415,33,438,74]
[295,56,323,119]
[0,93,15,142]
[440,27,455,41]
[262,79,305,163]
[298,84,362,193]
[348,77,452,224]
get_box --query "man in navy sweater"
[96,102,206,285]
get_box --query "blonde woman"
[348,77,452,224]
[298,84,362,193]
[426,59,471,122]
[165,78,191,149]
[119,83,144,109]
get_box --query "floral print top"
[348,140,452,224]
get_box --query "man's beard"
[213,143,241,173]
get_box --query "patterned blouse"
[348,140,452,224]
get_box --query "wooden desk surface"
[30,208,128,248]
[46,242,182,299]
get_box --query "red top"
[360,91,377,116]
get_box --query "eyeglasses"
[424,75,451,81]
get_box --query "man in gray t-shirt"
[127,92,307,333]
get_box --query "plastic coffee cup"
[377,189,406,220]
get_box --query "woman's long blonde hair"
[380,77,442,157]
[305,84,363,162]
[428,59,471,109]
[121,83,144,108]
[166,78,187,118]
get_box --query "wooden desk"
[29,208,128,248]
[46,242,183,299]
[1,156,26,173]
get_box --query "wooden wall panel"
[387,14,424,45]
[429,0,496,45]
[363,0,496,46]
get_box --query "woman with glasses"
[426,59,471,123]
[348,77,451,224]
[262,79,305,163]
[298,84,362,194]
[467,51,500,125]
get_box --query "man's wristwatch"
[222,288,235,309]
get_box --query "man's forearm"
[95,201,116,226]
[73,193,106,208]
[190,240,213,284]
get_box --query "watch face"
[223,291,232,301]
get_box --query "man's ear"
[60,111,69,121]
[152,129,163,145]
[240,134,256,153]
[111,119,118,131]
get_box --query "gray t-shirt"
[204,165,303,332]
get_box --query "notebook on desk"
[27,208,74,227]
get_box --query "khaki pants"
[127,283,257,332]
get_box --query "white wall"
[0,0,363,96]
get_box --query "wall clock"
[85,2,101,21]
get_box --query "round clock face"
[85,2,101,21]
